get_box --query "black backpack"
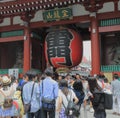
[62,91,80,117]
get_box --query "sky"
[83,41,91,61]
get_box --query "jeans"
[27,109,41,118]
[41,108,55,118]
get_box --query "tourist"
[88,77,106,118]
[111,73,120,116]
[57,79,78,118]
[0,76,17,118]
[22,70,40,118]
[40,67,59,118]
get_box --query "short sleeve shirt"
[59,89,76,109]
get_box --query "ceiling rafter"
[0,0,118,17]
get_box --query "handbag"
[24,82,35,114]
[24,103,31,113]
[3,98,13,109]
[104,93,113,109]
[0,89,13,109]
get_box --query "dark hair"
[104,78,108,83]
[25,70,37,81]
[10,75,16,83]
[73,80,83,91]
[16,86,22,91]
[88,77,102,93]
[59,79,69,96]
[40,74,46,80]
[75,73,81,79]
[113,73,119,79]
[59,79,68,88]
[23,74,27,78]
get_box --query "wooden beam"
[99,25,120,33]
[0,15,90,32]
[0,36,24,42]
[114,0,119,11]
[30,15,90,28]
[0,11,120,32]
[98,11,120,20]
[0,25,24,32]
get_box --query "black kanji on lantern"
[46,29,73,66]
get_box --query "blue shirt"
[18,79,25,87]
[40,77,59,100]
[22,81,40,113]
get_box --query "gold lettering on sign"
[54,10,60,19]
[46,12,53,19]
[62,10,69,18]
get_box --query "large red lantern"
[44,28,83,68]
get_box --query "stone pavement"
[23,105,120,118]
[80,105,120,118]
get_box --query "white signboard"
[8,68,19,79]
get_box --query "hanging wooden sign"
[43,7,73,22]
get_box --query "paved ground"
[23,105,120,118]
[80,105,120,118]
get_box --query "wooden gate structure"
[0,0,120,77]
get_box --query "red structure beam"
[0,25,24,32]
[0,11,120,32]
[0,15,90,32]
[98,11,120,20]
[31,15,90,28]
[0,36,24,42]
[99,25,120,33]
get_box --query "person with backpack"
[40,67,59,118]
[0,76,17,118]
[88,77,106,118]
[57,79,78,118]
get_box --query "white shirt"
[111,79,120,96]
[59,89,76,109]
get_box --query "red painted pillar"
[23,26,31,72]
[21,13,35,73]
[90,14,100,75]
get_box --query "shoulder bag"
[24,82,35,114]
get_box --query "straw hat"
[2,76,11,86]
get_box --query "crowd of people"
[0,67,120,118]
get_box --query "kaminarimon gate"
[0,0,120,78]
